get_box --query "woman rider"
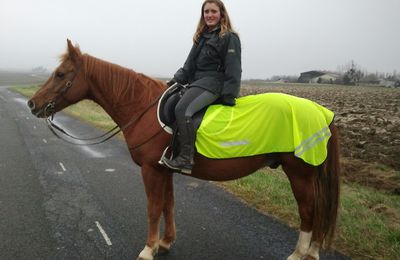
[161,0,242,174]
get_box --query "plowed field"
[241,83,400,194]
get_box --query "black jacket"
[173,28,242,105]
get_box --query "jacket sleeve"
[221,33,242,105]
[173,43,197,84]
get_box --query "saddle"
[157,83,207,160]
[157,83,207,133]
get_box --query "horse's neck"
[84,55,165,127]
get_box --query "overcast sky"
[1,0,399,79]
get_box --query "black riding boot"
[162,118,195,174]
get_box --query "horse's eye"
[55,71,65,79]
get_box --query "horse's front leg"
[137,165,169,260]
[159,172,176,254]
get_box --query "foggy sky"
[1,0,399,79]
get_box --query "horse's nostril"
[27,100,35,110]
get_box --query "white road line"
[42,139,47,143]
[59,162,66,172]
[95,221,112,246]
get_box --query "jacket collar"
[203,26,221,39]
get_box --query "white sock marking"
[138,245,155,259]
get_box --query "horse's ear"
[66,39,81,62]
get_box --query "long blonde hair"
[193,0,238,43]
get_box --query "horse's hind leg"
[282,157,320,260]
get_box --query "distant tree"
[342,73,352,85]
[342,60,363,85]
[385,70,399,81]
[362,73,379,83]
[270,75,298,83]
[270,75,281,81]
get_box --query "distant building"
[298,70,341,84]
[379,79,399,88]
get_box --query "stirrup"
[158,146,173,165]
[161,158,192,174]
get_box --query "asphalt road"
[0,86,349,260]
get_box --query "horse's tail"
[312,123,341,249]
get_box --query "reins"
[46,95,163,148]
[44,59,165,149]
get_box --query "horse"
[27,40,340,260]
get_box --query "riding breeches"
[174,86,219,124]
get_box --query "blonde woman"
[161,0,242,173]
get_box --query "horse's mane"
[60,48,165,110]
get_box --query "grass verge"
[13,85,400,260]
[217,169,400,260]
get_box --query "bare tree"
[342,60,363,85]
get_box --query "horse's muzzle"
[27,100,55,118]
[27,99,41,117]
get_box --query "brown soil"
[241,84,400,194]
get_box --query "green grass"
[12,85,38,96]
[337,184,400,259]
[61,100,115,131]
[217,170,299,226]
[12,85,400,260]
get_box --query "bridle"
[42,62,83,118]
[44,61,164,150]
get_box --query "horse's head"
[28,39,89,118]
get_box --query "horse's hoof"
[157,245,170,256]
[136,255,153,260]
[137,245,156,260]
[157,239,173,255]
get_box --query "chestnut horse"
[28,40,340,260]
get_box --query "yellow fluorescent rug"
[195,93,334,166]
